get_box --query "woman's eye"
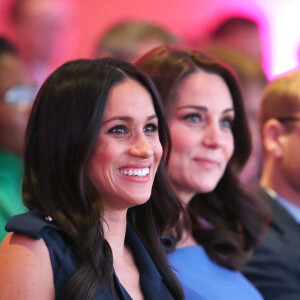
[220,118,234,129]
[183,113,202,123]
[108,125,127,134]
[143,123,158,133]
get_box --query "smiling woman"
[0,58,184,300]
[136,46,269,300]
[89,79,163,211]
[166,71,235,203]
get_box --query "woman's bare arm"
[0,232,55,300]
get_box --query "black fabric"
[6,209,175,300]
[242,187,300,300]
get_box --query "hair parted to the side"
[137,45,269,270]
[23,58,183,299]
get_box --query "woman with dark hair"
[0,58,184,300]
[136,46,268,300]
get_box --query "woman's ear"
[262,119,285,158]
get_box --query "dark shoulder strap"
[5,209,59,239]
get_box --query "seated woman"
[0,58,184,300]
[137,46,269,300]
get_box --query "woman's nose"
[129,137,153,158]
[202,123,222,148]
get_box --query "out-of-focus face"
[97,39,170,63]
[89,79,163,212]
[0,54,31,99]
[279,115,300,197]
[216,26,263,63]
[167,71,235,204]
[14,0,72,62]
[129,39,168,63]
[0,53,34,154]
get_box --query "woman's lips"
[193,158,219,169]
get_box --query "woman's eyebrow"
[176,105,207,112]
[222,108,235,114]
[102,114,158,125]
[147,114,158,121]
[176,106,235,114]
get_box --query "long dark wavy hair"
[22,58,184,299]
[136,46,268,270]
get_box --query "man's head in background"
[94,21,178,62]
[260,69,300,206]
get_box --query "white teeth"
[142,168,150,176]
[118,167,150,177]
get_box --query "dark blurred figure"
[243,69,300,300]
[9,0,73,86]
[94,21,178,62]
[205,46,268,185]
[203,16,263,64]
[0,37,36,242]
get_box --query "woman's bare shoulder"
[0,232,55,300]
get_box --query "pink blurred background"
[1,0,299,80]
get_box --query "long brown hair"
[137,46,268,270]
[23,58,184,299]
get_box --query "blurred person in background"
[94,21,179,62]
[243,69,300,300]
[204,46,268,185]
[9,0,74,86]
[0,37,36,242]
[202,15,263,64]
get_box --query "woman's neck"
[103,209,145,300]
[170,183,195,207]
[172,189,198,248]
[102,209,128,259]
[176,227,198,248]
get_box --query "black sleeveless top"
[6,209,175,300]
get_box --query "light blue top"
[168,245,264,300]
